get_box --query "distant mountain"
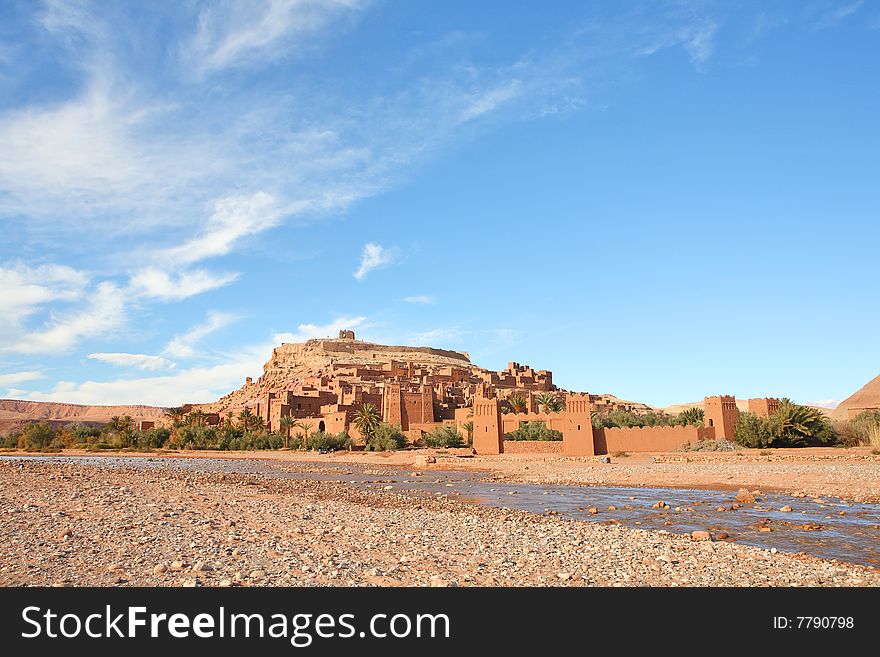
[0,399,166,433]
[831,374,880,420]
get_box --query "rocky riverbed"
[1,459,877,587]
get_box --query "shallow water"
[6,455,879,568]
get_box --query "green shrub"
[423,425,463,448]
[592,410,679,429]
[679,439,739,452]
[734,412,774,448]
[20,422,58,450]
[364,424,406,452]
[306,431,352,452]
[505,421,563,441]
[135,427,171,449]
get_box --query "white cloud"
[2,281,126,355]
[353,243,397,280]
[274,316,367,343]
[0,371,45,387]
[164,311,239,359]
[185,0,366,76]
[403,295,436,305]
[160,192,282,267]
[410,327,470,345]
[87,353,175,371]
[128,268,239,302]
[17,358,261,407]
[0,262,89,316]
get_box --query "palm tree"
[108,415,132,431]
[536,392,556,414]
[238,408,255,433]
[279,416,296,449]
[678,407,705,426]
[507,394,528,414]
[294,420,314,448]
[461,420,474,444]
[223,411,234,428]
[164,407,186,428]
[188,410,206,427]
[772,400,832,447]
[353,403,381,441]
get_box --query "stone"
[170,560,185,571]
[107,563,124,572]
[587,507,599,515]
[735,488,755,504]
[57,528,74,541]
[249,569,266,579]
[691,531,712,542]
[193,561,213,572]
[429,575,450,587]
[218,579,233,588]
[780,506,793,513]
[153,563,168,575]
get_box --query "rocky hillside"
[199,337,477,412]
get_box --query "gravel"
[1,459,877,588]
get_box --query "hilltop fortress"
[185,331,783,455]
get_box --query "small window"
[577,425,580,431]
[709,419,714,427]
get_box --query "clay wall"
[594,425,714,454]
[748,397,781,418]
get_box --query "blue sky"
[1,0,878,408]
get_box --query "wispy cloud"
[403,295,436,305]
[159,192,282,267]
[274,316,367,343]
[0,371,46,387]
[164,311,239,359]
[1,280,126,355]
[87,352,175,371]
[353,243,398,280]
[814,0,864,31]
[184,0,367,77]
[128,268,239,302]
[459,79,523,122]
[410,327,470,345]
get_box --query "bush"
[592,410,678,429]
[305,431,352,452]
[135,427,171,449]
[364,424,406,452]
[734,412,774,448]
[505,421,563,441]
[423,425,463,448]
[841,410,880,449]
[19,422,59,451]
[679,439,739,452]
